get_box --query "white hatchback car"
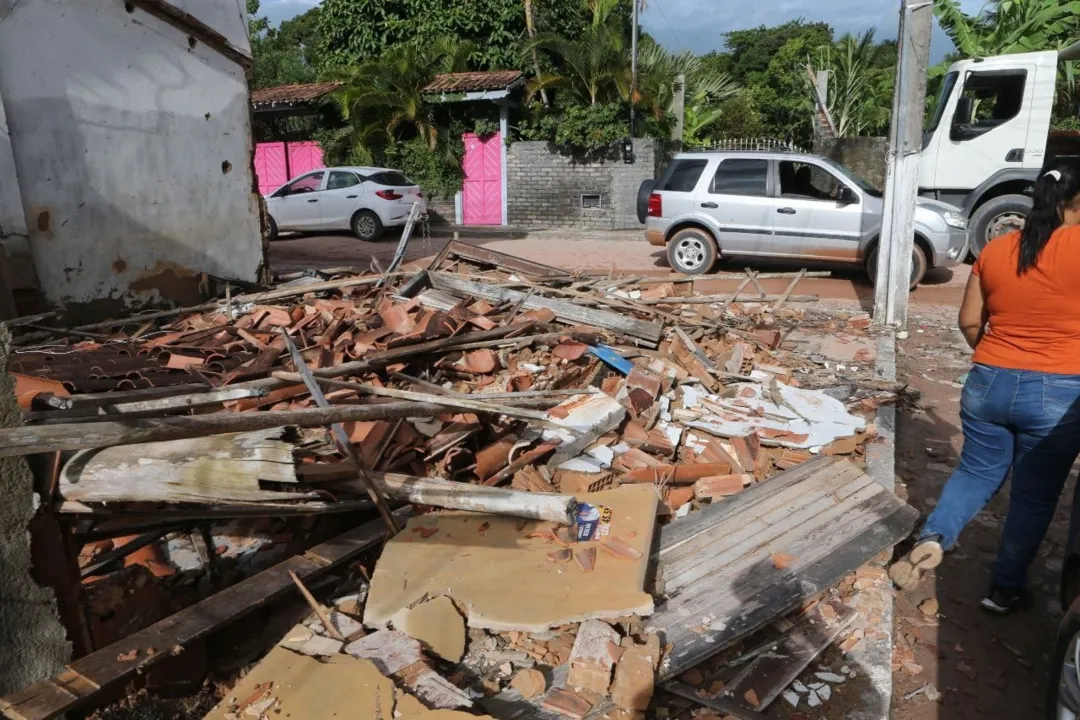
[264,166,427,242]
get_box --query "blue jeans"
[923,363,1080,591]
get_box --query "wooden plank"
[430,272,664,344]
[26,387,265,422]
[722,599,856,711]
[662,681,767,720]
[657,498,916,677]
[0,397,559,458]
[430,240,572,279]
[481,458,917,719]
[0,515,396,720]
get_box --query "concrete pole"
[672,73,685,147]
[873,0,933,328]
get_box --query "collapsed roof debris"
[0,243,914,720]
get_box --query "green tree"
[526,0,629,105]
[332,38,476,152]
[723,20,834,79]
[815,31,894,137]
[247,0,321,88]
[317,0,591,71]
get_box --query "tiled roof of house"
[421,70,524,94]
[251,82,342,107]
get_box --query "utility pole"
[629,0,639,138]
[873,0,932,328]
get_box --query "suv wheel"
[866,242,927,291]
[667,228,718,275]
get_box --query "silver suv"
[638,151,969,288]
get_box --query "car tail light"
[376,190,403,200]
[647,193,662,217]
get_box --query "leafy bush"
[518,102,628,160]
[473,117,500,138]
[381,136,464,200]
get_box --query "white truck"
[919,40,1080,255]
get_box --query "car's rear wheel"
[667,228,718,276]
[351,210,383,242]
[267,215,278,241]
[969,193,1031,257]
[866,242,927,291]
[1048,595,1080,719]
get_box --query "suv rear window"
[368,171,412,186]
[657,159,708,193]
[710,159,768,196]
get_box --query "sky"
[258,0,987,65]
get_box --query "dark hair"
[1018,159,1080,273]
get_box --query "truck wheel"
[667,228,718,275]
[970,194,1031,257]
[351,210,383,242]
[866,243,927,291]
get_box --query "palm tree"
[333,38,475,151]
[525,0,627,105]
[813,31,892,138]
[935,0,1080,57]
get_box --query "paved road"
[269,230,969,307]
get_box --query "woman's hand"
[958,272,988,349]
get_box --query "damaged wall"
[0,326,70,695]
[0,0,264,317]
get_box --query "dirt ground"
[268,233,1068,718]
[889,302,1072,720]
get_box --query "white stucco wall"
[0,0,264,312]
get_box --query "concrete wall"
[813,137,889,189]
[0,1,265,318]
[0,329,70,696]
[506,139,663,230]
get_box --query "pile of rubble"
[0,243,915,720]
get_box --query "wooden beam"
[430,272,663,344]
[0,398,560,458]
[0,515,396,720]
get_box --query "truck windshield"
[820,158,883,198]
[927,71,959,132]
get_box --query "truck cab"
[919,42,1080,254]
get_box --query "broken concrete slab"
[392,596,466,663]
[279,624,344,657]
[204,648,395,719]
[364,486,657,633]
[567,619,621,694]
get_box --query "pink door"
[462,132,502,225]
[254,142,287,195]
[254,141,325,195]
[287,141,325,177]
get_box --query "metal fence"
[704,137,808,153]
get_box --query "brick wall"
[506,139,664,230]
[813,137,889,189]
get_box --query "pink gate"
[253,141,325,195]
[462,132,502,225]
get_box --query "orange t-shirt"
[973,227,1080,374]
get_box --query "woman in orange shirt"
[890,160,1080,614]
